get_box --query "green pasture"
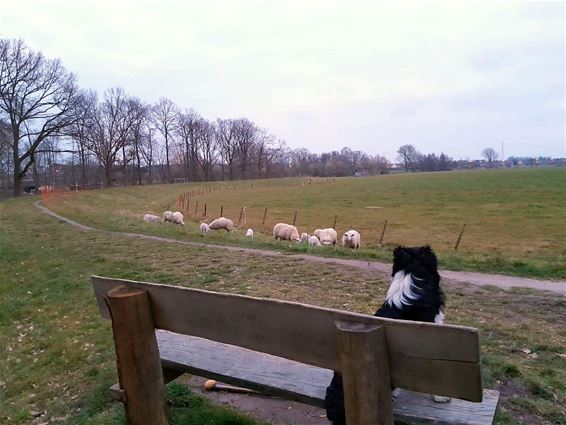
[1,195,565,424]
[44,167,566,279]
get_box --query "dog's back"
[325,246,445,425]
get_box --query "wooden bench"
[92,276,500,425]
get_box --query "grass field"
[43,167,566,279]
[1,190,565,424]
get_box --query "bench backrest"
[92,275,482,402]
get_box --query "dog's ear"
[418,245,439,276]
[392,246,410,276]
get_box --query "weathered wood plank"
[111,331,499,424]
[92,276,482,401]
[392,389,500,425]
[156,331,498,425]
[158,331,330,406]
[106,286,168,425]
[336,321,393,425]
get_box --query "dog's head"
[392,245,439,282]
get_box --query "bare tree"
[397,144,420,172]
[86,88,134,187]
[140,125,156,184]
[128,97,149,185]
[216,118,238,180]
[152,97,178,182]
[481,148,498,167]
[0,39,82,196]
[254,128,276,179]
[176,109,201,180]
[66,90,97,186]
[196,119,218,181]
[265,139,286,179]
[233,118,257,179]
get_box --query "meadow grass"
[1,195,565,424]
[43,167,566,279]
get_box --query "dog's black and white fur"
[324,245,446,425]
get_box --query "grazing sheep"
[143,214,160,223]
[273,223,301,243]
[246,228,254,238]
[313,228,338,246]
[200,222,210,233]
[208,217,234,232]
[300,232,310,243]
[341,230,361,249]
[171,211,185,226]
[308,235,321,246]
[163,210,174,222]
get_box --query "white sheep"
[200,222,210,233]
[246,228,254,238]
[143,214,160,223]
[273,223,301,243]
[208,217,234,232]
[308,235,321,246]
[163,210,174,222]
[300,232,310,243]
[171,211,185,226]
[313,228,338,246]
[341,229,361,249]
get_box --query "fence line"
[174,190,467,250]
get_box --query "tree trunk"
[12,127,22,197]
[105,166,113,188]
[80,151,87,187]
[165,131,171,183]
[13,163,22,197]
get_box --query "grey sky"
[1,0,564,160]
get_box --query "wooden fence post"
[336,320,393,425]
[203,203,207,217]
[379,219,388,246]
[333,214,337,229]
[106,286,168,425]
[262,208,268,225]
[454,223,466,251]
[238,207,243,224]
[220,206,224,217]
[292,211,298,226]
[194,201,199,215]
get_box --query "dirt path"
[35,201,566,295]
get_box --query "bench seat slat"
[157,331,499,425]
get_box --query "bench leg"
[336,321,393,425]
[106,286,168,425]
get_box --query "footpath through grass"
[43,168,566,280]
[1,196,565,424]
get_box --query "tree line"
[0,39,398,196]
[2,38,551,196]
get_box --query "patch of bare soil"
[186,376,330,425]
[496,379,550,425]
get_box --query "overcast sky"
[0,1,564,160]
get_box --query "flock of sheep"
[143,211,361,249]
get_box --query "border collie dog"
[325,245,446,425]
